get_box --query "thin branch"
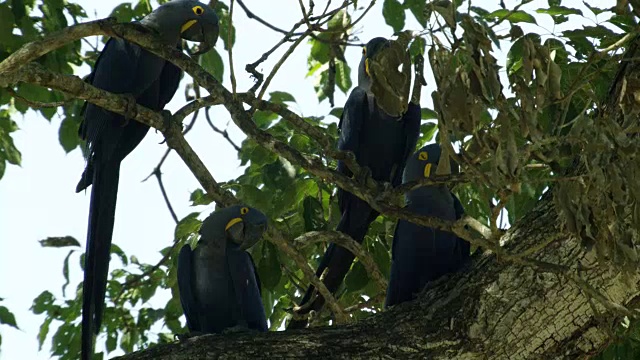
[236,0,290,35]
[204,107,241,152]
[228,0,238,96]
[154,168,179,223]
[256,30,310,103]
[294,231,388,295]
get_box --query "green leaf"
[329,107,343,119]
[404,0,427,27]
[0,306,18,328]
[189,188,214,206]
[344,260,369,292]
[175,212,202,240]
[409,37,426,56]
[253,110,278,129]
[290,133,311,152]
[109,3,134,22]
[199,48,224,82]
[31,291,54,315]
[61,249,75,297]
[421,107,438,120]
[303,196,326,231]
[106,331,117,353]
[58,116,80,153]
[269,91,296,104]
[0,3,16,39]
[38,236,81,248]
[110,244,128,266]
[535,6,583,17]
[582,1,608,16]
[215,2,236,51]
[0,126,21,165]
[37,317,51,350]
[257,242,281,290]
[383,0,405,32]
[10,0,26,23]
[485,9,537,24]
[309,38,330,64]
[420,122,438,142]
[335,61,352,93]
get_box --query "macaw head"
[142,0,219,55]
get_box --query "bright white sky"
[0,1,611,359]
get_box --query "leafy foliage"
[0,0,638,359]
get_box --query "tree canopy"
[1,0,640,359]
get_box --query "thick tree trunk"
[113,192,640,360]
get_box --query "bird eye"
[362,47,366,55]
[240,207,249,215]
[192,5,204,15]
[418,151,428,161]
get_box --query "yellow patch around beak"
[365,58,370,77]
[181,20,198,33]
[225,217,243,231]
[424,163,432,178]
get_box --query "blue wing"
[336,86,368,177]
[227,250,268,332]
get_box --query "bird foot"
[120,93,137,127]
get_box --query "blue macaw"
[75,1,219,358]
[288,37,421,328]
[177,205,268,334]
[385,143,470,307]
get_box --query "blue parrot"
[177,205,268,334]
[288,37,421,328]
[385,143,470,307]
[75,1,219,358]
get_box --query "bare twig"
[236,0,290,34]
[228,0,238,96]
[204,107,241,152]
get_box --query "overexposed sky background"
[0,0,612,359]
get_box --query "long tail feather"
[81,162,120,360]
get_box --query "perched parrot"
[75,1,219,358]
[177,205,268,334]
[287,37,421,329]
[385,143,470,307]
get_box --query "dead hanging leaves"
[423,6,640,271]
[553,66,640,272]
[367,31,413,117]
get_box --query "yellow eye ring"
[362,47,366,56]
[240,207,249,215]
[193,5,204,15]
[418,151,428,161]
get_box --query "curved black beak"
[239,221,267,251]
[181,12,219,55]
